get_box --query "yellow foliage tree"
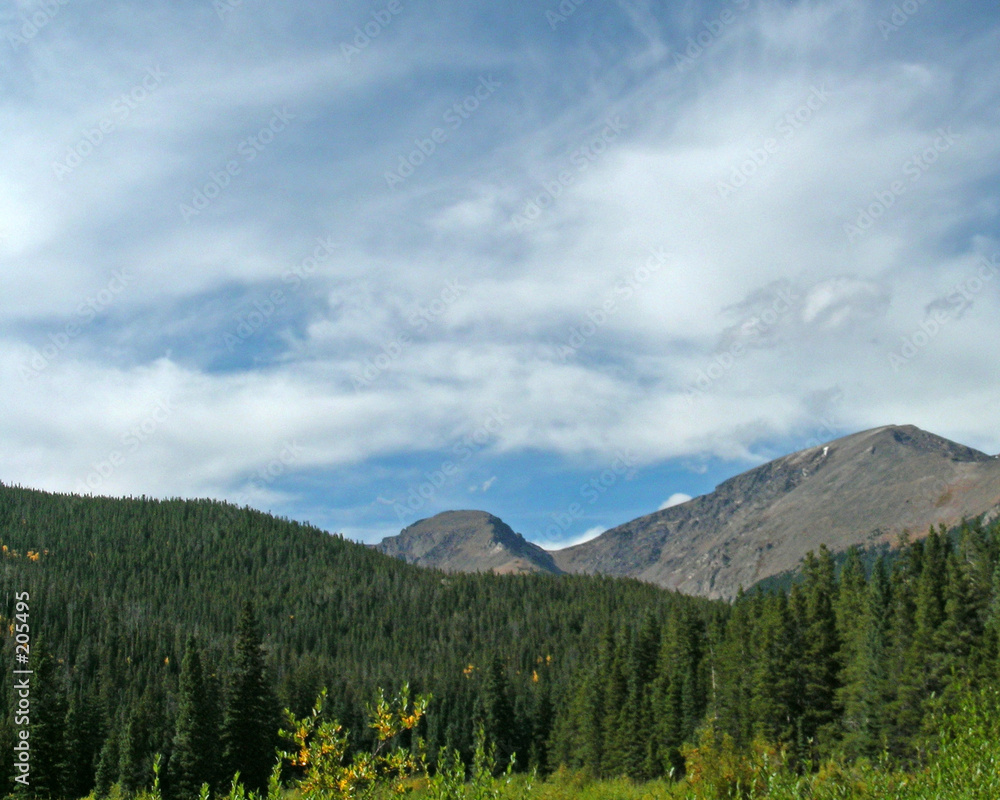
[680,722,786,800]
[281,684,429,799]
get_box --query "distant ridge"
[377,509,561,575]
[377,425,1000,599]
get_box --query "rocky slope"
[376,509,561,575]
[377,426,1000,599]
[552,425,1000,598]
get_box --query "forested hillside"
[1,482,1000,799]
[0,483,709,797]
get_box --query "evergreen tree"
[479,654,516,767]
[118,708,150,794]
[94,727,121,798]
[984,559,1000,680]
[834,548,867,756]
[168,638,218,799]
[799,547,841,758]
[858,557,892,758]
[628,614,660,780]
[713,590,755,748]
[528,676,553,773]
[26,640,68,798]
[613,620,658,780]
[203,660,226,793]
[564,627,616,776]
[892,531,948,756]
[599,634,628,777]
[937,550,981,670]
[63,691,103,799]
[0,718,15,799]
[750,592,800,746]
[222,601,279,795]
[653,610,704,777]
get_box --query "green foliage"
[478,657,515,769]
[679,723,786,800]
[445,686,1000,798]
[168,638,219,799]
[280,684,427,798]
[25,639,69,797]
[0,483,698,796]
[419,724,535,800]
[223,602,279,796]
[3,482,1000,799]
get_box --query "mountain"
[377,426,1000,600]
[377,509,561,575]
[553,425,1000,599]
[4,453,1000,793]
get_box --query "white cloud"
[2,0,1000,537]
[532,526,607,552]
[659,493,693,511]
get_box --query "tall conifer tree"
[223,601,279,795]
[63,691,102,799]
[799,547,841,757]
[25,640,68,798]
[168,637,218,799]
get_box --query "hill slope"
[552,424,1000,598]
[0,481,700,791]
[377,510,561,575]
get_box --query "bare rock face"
[551,425,1000,599]
[377,510,561,575]
[377,426,1000,599]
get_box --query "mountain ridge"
[377,425,1000,599]
[377,509,561,575]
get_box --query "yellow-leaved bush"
[280,683,429,799]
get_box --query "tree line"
[0,482,998,797]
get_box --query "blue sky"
[2,0,999,546]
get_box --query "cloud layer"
[2,0,998,544]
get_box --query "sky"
[2,0,999,548]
